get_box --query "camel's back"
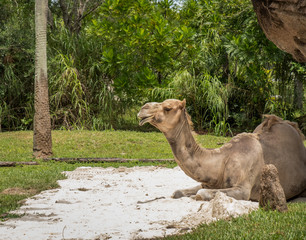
[254,115,306,199]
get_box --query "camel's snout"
[138,102,158,116]
[138,102,158,126]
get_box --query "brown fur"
[184,109,194,130]
[258,114,305,141]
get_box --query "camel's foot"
[195,189,214,201]
[172,190,184,199]
[172,190,197,199]
[172,185,203,199]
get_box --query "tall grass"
[49,53,89,129]
[48,21,137,131]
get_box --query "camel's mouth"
[139,116,154,126]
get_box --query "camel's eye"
[164,107,172,112]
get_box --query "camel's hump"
[256,114,305,141]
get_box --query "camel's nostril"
[137,111,144,118]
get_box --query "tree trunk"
[294,73,304,111]
[33,0,52,159]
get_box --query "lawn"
[0,130,230,161]
[0,130,305,239]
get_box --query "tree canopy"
[0,0,305,134]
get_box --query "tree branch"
[78,1,103,22]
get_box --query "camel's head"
[137,99,187,133]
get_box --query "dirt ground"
[0,166,258,240]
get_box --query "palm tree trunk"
[33,0,52,159]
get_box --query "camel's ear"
[180,99,186,109]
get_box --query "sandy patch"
[0,166,258,240]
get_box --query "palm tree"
[33,0,52,158]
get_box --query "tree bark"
[294,73,304,111]
[33,0,52,159]
[251,0,306,62]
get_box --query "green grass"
[0,130,305,239]
[161,204,306,239]
[51,130,174,159]
[0,130,231,162]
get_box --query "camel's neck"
[163,111,212,182]
[165,113,199,156]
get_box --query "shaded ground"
[0,166,258,240]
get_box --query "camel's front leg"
[195,185,252,201]
[172,184,203,199]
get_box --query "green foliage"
[45,0,197,130]
[47,17,133,130]
[1,0,305,132]
[264,61,306,121]
[150,70,231,135]
[0,1,35,131]
[87,0,194,91]
[49,53,89,128]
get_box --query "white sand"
[0,166,258,240]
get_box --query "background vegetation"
[0,0,305,135]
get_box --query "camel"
[137,99,306,201]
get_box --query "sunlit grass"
[51,130,173,159]
[161,203,306,239]
[0,131,33,162]
[0,130,233,162]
